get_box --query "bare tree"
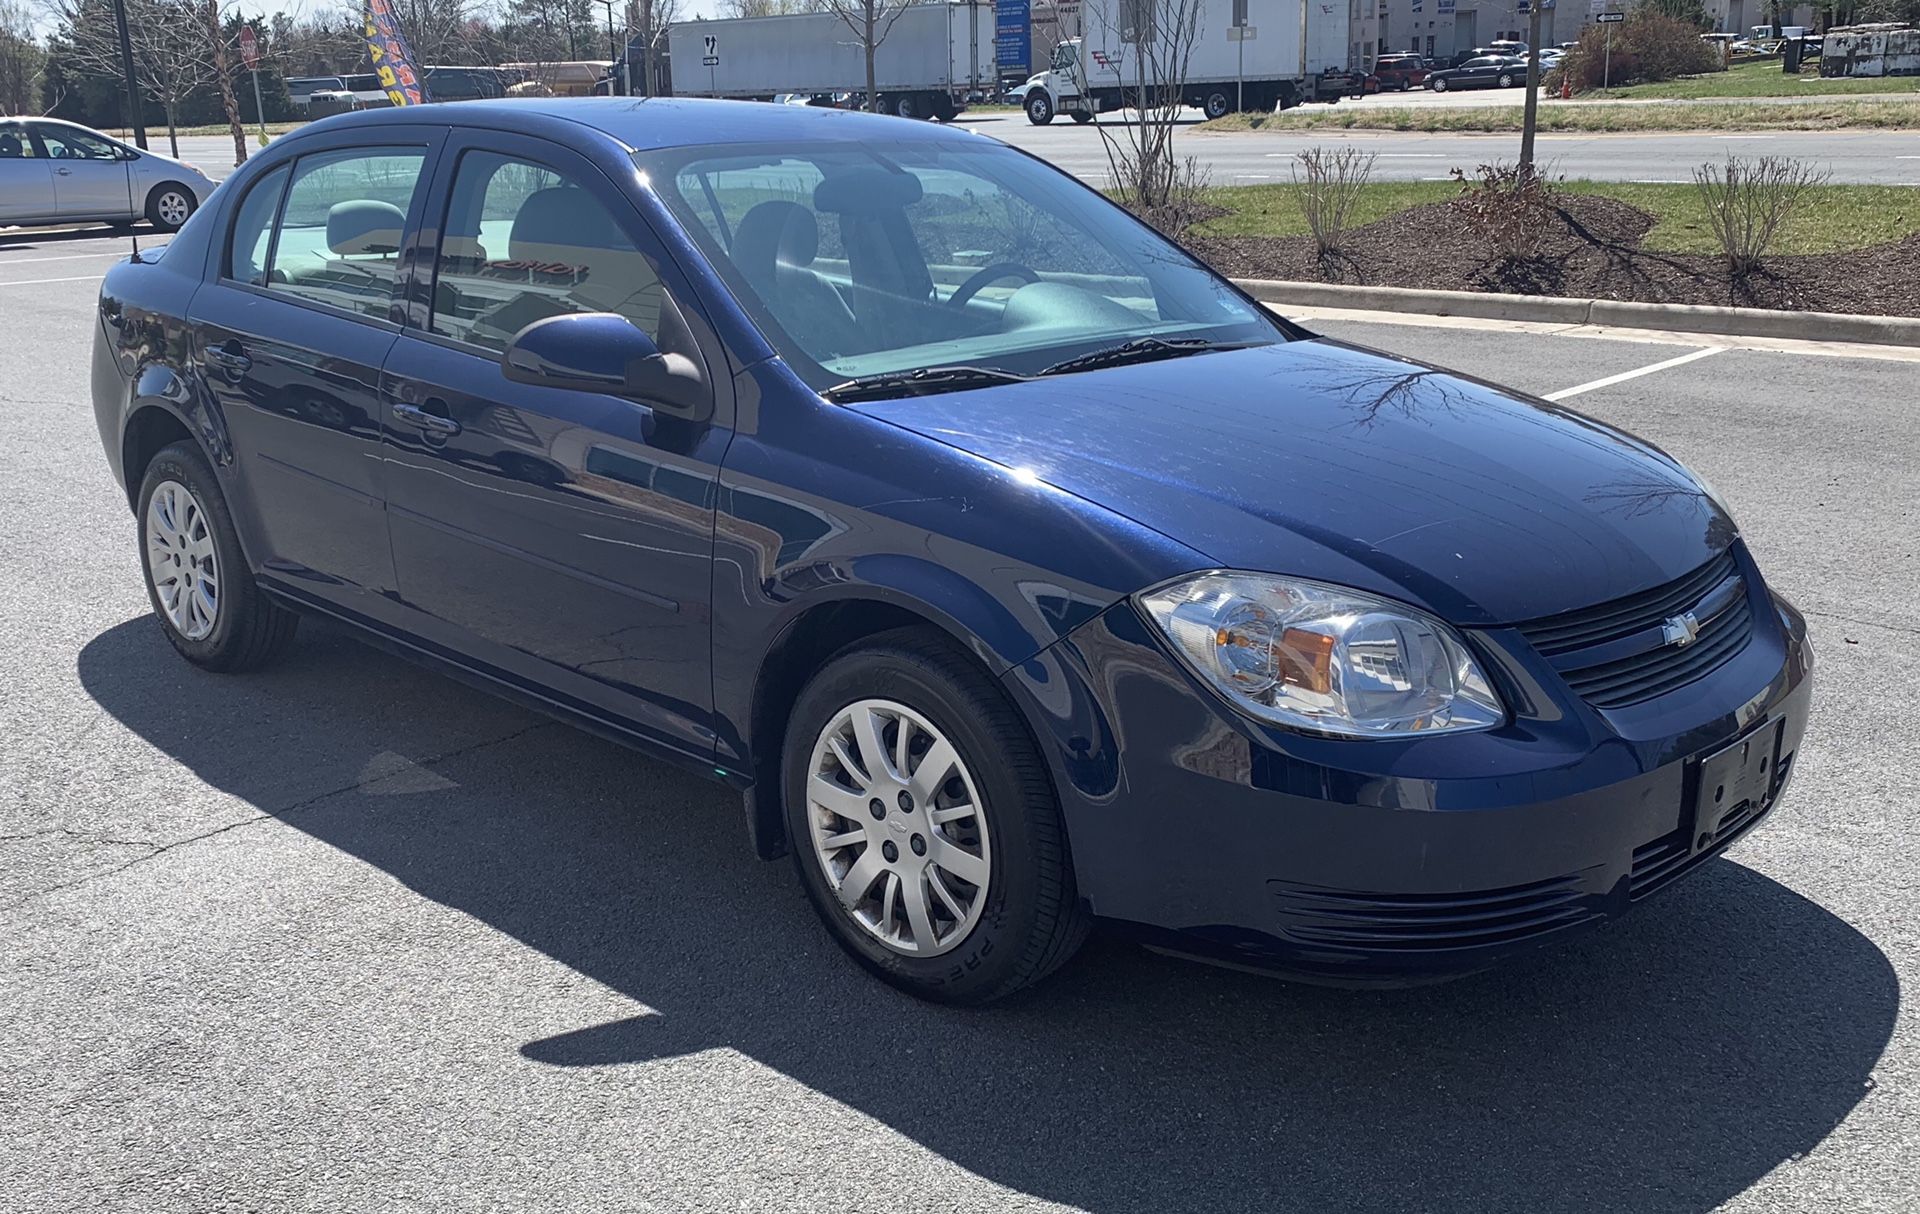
[50,0,214,156]
[816,0,911,113]
[0,0,45,115]
[203,1,246,167]
[1291,146,1376,268]
[1088,0,1210,237]
[626,0,680,95]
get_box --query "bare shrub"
[1113,154,1216,241]
[1450,161,1561,264]
[1692,155,1828,276]
[1290,147,1377,262]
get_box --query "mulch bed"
[1185,193,1920,317]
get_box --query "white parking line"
[1544,346,1724,400]
[0,274,106,287]
[0,251,132,265]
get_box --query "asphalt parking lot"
[2,229,1916,1213]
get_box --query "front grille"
[1268,875,1600,953]
[1517,550,1755,709]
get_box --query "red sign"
[239,28,258,69]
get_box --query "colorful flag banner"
[364,0,431,106]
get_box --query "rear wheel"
[1070,108,1093,123]
[1498,73,1517,88]
[783,630,1091,1004]
[136,441,297,671]
[145,183,196,232]
[1025,91,1054,124]
[1202,88,1232,120]
[893,92,923,118]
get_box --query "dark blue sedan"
[90,99,1811,1002]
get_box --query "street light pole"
[110,0,147,149]
[599,0,620,91]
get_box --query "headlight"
[1138,572,1504,738]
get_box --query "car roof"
[296,97,979,154]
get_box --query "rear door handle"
[205,344,251,375]
[393,401,461,436]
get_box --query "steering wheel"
[946,262,1040,309]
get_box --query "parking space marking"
[1544,346,1723,400]
[0,251,131,265]
[0,274,106,287]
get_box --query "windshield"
[638,138,1285,390]
[1051,41,1078,71]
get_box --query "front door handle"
[55,167,72,176]
[393,401,461,436]
[205,343,251,375]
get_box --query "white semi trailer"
[1015,0,1354,124]
[667,3,996,120]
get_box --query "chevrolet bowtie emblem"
[1662,612,1702,648]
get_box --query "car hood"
[850,339,1735,626]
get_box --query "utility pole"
[110,0,147,149]
[598,0,620,89]
[1518,0,1544,175]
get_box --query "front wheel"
[784,630,1091,1004]
[1430,77,1448,92]
[1025,91,1054,125]
[137,441,298,671]
[146,182,196,232]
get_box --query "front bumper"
[1004,551,1812,984]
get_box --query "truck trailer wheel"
[894,92,923,118]
[1025,92,1054,124]
[1201,88,1232,120]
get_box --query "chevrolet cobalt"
[91,100,1810,1003]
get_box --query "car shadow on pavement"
[79,618,1896,1214]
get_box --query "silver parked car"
[0,117,219,234]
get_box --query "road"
[151,108,1920,189]
[1,229,1917,1213]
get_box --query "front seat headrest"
[509,187,629,257]
[732,200,820,285]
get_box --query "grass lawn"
[1203,97,1920,133]
[1190,180,1920,256]
[1581,59,1920,100]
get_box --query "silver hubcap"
[158,192,190,225]
[145,479,219,640]
[806,699,991,957]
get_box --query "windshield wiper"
[822,364,1033,403]
[1038,337,1262,378]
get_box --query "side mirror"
[501,312,710,420]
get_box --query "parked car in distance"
[285,75,348,111]
[91,99,1811,1004]
[0,116,215,233]
[1428,55,1528,90]
[1372,53,1430,90]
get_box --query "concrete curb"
[1232,279,1920,349]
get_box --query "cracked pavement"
[2,234,1917,1213]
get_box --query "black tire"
[783,629,1092,1004]
[1498,73,1516,88]
[1202,88,1232,120]
[894,92,922,119]
[1430,77,1448,92]
[1070,108,1093,123]
[145,182,197,232]
[136,440,298,672]
[1025,91,1054,125]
